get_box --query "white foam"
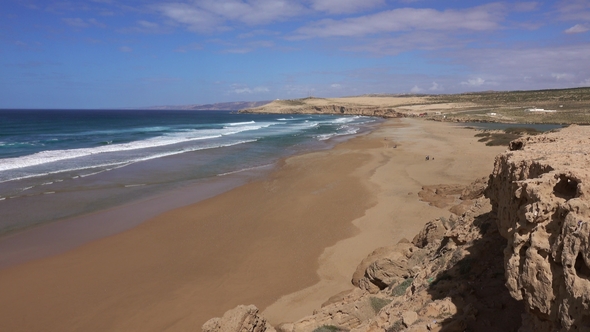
[332,116,360,124]
[316,127,359,141]
[227,121,255,126]
[63,126,170,136]
[0,139,258,184]
[79,170,108,178]
[0,125,266,172]
[217,163,274,176]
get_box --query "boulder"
[202,305,275,332]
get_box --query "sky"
[1,0,590,109]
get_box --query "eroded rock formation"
[202,305,276,332]
[486,125,590,332]
[203,126,590,332]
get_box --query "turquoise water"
[0,110,378,234]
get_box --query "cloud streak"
[157,0,305,32]
[564,24,589,33]
[309,0,385,14]
[293,4,505,39]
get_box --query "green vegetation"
[278,99,306,106]
[370,297,392,313]
[390,277,414,297]
[386,320,404,332]
[425,87,590,124]
[478,132,521,146]
[312,325,347,332]
[429,87,590,105]
[503,127,541,135]
[475,127,543,147]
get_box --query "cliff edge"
[486,125,590,331]
[203,125,590,332]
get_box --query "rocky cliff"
[486,125,590,331]
[239,100,405,118]
[202,125,590,332]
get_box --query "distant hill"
[145,101,271,111]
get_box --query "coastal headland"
[240,87,590,124]
[0,117,505,331]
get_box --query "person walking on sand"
[426,155,430,161]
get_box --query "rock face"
[203,126,590,332]
[240,104,404,118]
[202,305,275,332]
[202,179,524,332]
[486,125,590,332]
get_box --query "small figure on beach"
[425,155,430,161]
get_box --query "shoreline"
[0,168,266,269]
[260,118,507,324]
[0,118,505,331]
[0,118,377,270]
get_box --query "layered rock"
[240,104,404,118]
[486,125,590,332]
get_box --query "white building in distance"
[526,107,557,113]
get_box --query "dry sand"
[0,118,505,331]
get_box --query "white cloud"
[119,20,169,34]
[138,20,159,29]
[62,18,105,28]
[157,0,305,32]
[556,0,590,22]
[461,77,485,86]
[581,78,590,86]
[331,83,342,89]
[119,46,133,52]
[410,85,423,93]
[174,43,203,53]
[442,43,590,91]
[552,73,574,80]
[157,3,222,32]
[429,81,443,91]
[341,31,468,55]
[293,4,504,39]
[512,2,539,12]
[221,40,274,53]
[310,0,385,14]
[564,24,589,34]
[232,85,270,94]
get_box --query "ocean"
[0,109,378,235]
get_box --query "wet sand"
[0,119,505,331]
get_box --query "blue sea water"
[0,109,377,234]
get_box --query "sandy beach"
[0,118,505,331]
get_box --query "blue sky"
[1,0,589,108]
